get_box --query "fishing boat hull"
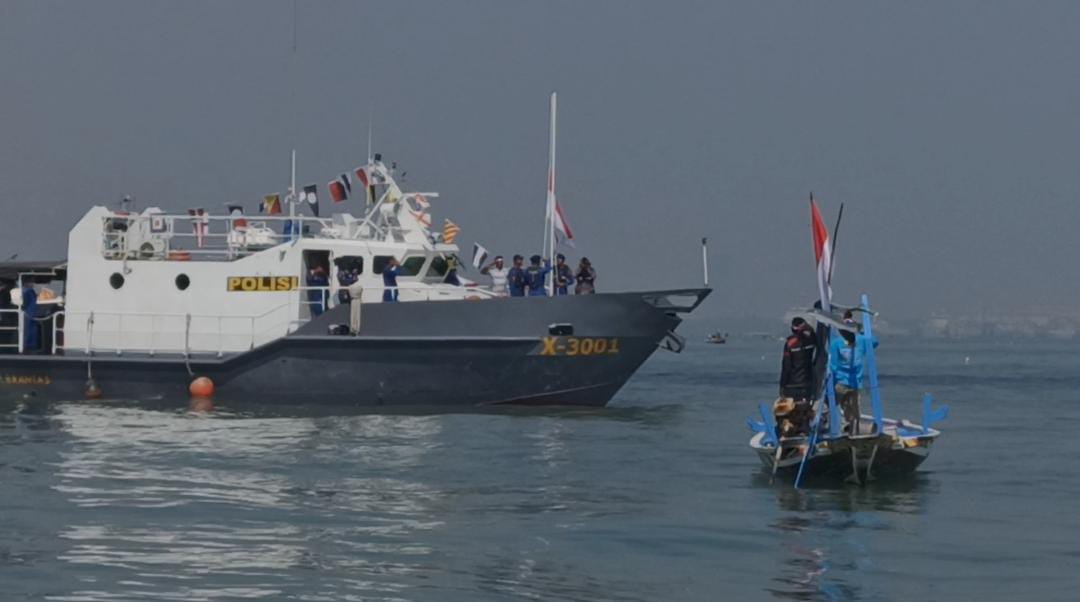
[0,289,707,407]
[750,416,940,485]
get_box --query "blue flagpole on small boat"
[860,294,884,434]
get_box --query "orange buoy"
[189,376,215,398]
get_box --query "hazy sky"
[2,1,1078,323]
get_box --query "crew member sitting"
[775,317,816,437]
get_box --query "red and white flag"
[810,198,831,312]
[547,169,574,245]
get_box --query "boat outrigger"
[746,199,947,486]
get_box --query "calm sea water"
[1,337,1077,601]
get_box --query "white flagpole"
[289,149,297,219]
[547,91,557,296]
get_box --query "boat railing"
[0,308,19,352]
[99,202,426,262]
[45,282,498,356]
[51,302,301,357]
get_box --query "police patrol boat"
[0,152,708,407]
[746,200,946,486]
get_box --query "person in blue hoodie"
[524,255,551,297]
[828,315,879,434]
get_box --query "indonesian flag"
[810,198,831,312]
[547,168,574,245]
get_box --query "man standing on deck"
[553,253,574,295]
[507,255,527,297]
[829,316,879,434]
[775,317,816,436]
[480,255,509,296]
[524,255,551,297]
[382,257,401,302]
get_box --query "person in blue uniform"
[306,265,329,317]
[829,315,879,434]
[20,281,39,353]
[524,255,551,296]
[382,257,400,302]
[507,255,527,297]
[553,253,575,295]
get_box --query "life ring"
[169,250,191,261]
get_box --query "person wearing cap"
[574,258,596,294]
[829,312,879,434]
[775,317,817,437]
[507,255,527,297]
[481,255,509,296]
[553,254,575,295]
[524,254,551,297]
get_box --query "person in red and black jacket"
[775,317,817,436]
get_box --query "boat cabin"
[3,159,490,357]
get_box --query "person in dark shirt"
[506,255,527,297]
[382,257,400,302]
[524,255,551,297]
[553,254,574,295]
[306,265,329,317]
[775,317,817,436]
[574,258,596,294]
[336,264,359,305]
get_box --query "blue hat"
[530,254,542,263]
[556,253,565,261]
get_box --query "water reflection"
[34,403,449,601]
[751,473,937,600]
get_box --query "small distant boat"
[705,331,727,344]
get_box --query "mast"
[289,149,297,219]
[546,91,557,296]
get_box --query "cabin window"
[334,255,364,274]
[109,273,125,289]
[399,256,426,276]
[175,274,190,290]
[372,255,394,274]
[427,256,449,278]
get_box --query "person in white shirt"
[480,255,509,296]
